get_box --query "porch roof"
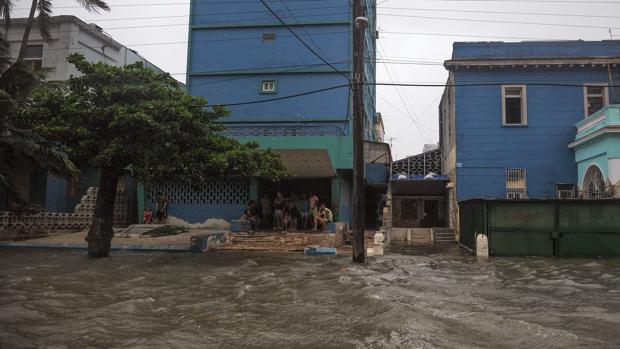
[273,149,336,178]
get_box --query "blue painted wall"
[187,0,376,135]
[451,41,620,201]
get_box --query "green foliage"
[24,54,288,182]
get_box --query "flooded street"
[1,246,620,349]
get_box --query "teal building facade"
[570,105,620,198]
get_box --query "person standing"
[296,193,309,230]
[155,192,167,224]
[260,193,272,229]
[308,192,319,231]
[273,192,285,230]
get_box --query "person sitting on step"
[317,202,333,232]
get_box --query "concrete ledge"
[0,242,190,252]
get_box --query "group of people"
[241,192,333,232]
[143,192,168,224]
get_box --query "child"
[143,207,153,224]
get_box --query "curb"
[0,242,190,252]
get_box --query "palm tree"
[0,0,108,209]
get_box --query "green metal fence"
[459,199,620,257]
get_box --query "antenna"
[610,29,614,40]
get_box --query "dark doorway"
[365,187,386,229]
[422,200,440,228]
[258,178,331,206]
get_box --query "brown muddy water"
[1,245,620,349]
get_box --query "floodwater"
[1,245,620,349]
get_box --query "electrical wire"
[258,0,350,81]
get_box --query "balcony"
[570,105,620,148]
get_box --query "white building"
[0,15,169,214]
[3,15,163,81]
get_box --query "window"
[262,33,276,43]
[502,85,527,126]
[506,168,527,199]
[556,183,576,199]
[23,45,43,71]
[584,85,608,117]
[260,80,277,94]
[582,165,609,199]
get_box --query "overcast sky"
[10,0,620,159]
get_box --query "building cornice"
[568,125,620,148]
[445,57,620,70]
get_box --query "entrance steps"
[212,232,338,252]
[411,228,433,245]
[433,228,456,244]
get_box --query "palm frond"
[75,0,109,13]
[0,31,11,66]
[37,0,53,42]
[0,128,79,178]
[0,63,44,103]
[0,0,14,26]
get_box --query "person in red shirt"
[143,207,153,224]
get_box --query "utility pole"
[352,1,368,263]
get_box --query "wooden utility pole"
[352,0,367,263]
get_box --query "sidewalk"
[0,229,212,252]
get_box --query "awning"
[390,179,449,196]
[273,149,336,178]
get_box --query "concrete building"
[0,15,165,214]
[156,0,379,224]
[440,40,620,230]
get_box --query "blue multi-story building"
[149,0,378,224]
[440,40,620,229]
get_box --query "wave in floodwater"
[1,245,620,349]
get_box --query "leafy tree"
[0,0,108,208]
[24,54,287,257]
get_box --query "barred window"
[506,168,527,199]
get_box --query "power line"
[201,83,350,107]
[435,0,620,3]
[377,41,431,143]
[9,81,620,106]
[378,6,620,20]
[194,81,620,107]
[380,13,620,31]
[258,0,350,81]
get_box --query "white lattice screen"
[148,179,250,205]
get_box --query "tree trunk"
[86,167,120,258]
[16,0,39,64]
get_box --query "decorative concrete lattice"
[392,149,442,177]
[221,126,344,137]
[0,186,130,232]
[148,178,250,205]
